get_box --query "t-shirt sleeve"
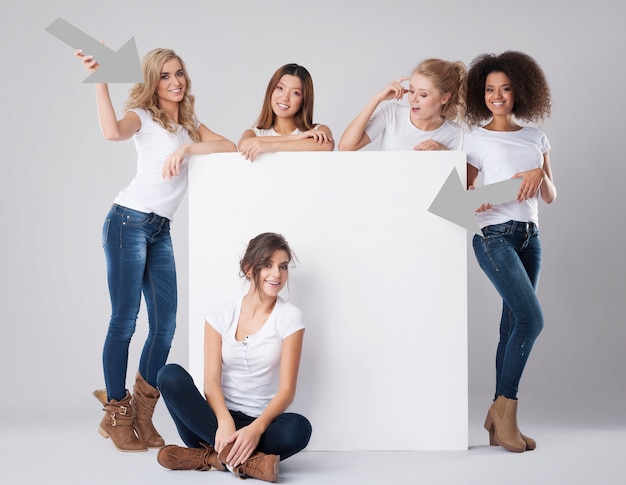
[364,103,392,144]
[540,131,551,154]
[463,130,482,170]
[205,301,236,336]
[448,123,464,151]
[275,302,305,340]
[129,108,149,133]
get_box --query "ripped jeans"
[472,220,544,400]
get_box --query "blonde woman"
[75,47,236,452]
[339,58,466,151]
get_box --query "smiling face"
[484,71,515,116]
[250,249,290,298]
[270,74,303,119]
[406,72,451,129]
[155,58,186,106]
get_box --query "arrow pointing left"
[45,17,142,83]
[428,168,523,234]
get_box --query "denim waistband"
[482,220,537,235]
[111,204,170,225]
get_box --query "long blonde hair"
[124,48,199,142]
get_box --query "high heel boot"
[132,372,165,448]
[519,432,536,451]
[485,398,536,451]
[484,395,526,453]
[488,426,536,450]
[157,442,225,471]
[218,442,280,482]
[93,389,147,452]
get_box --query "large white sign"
[188,151,468,450]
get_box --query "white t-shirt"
[464,126,551,228]
[364,102,462,150]
[206,295,304,417]
[113,108,195,221]
[252,125,318,137]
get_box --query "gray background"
[1,0,624,428]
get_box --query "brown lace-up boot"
[132,372,165,448]
[157,442,225,471]
[93,389,147,452]
[218,443,279,482]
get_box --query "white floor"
[1,394,624,485]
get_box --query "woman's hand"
[220,423,264,467]
[376,77,410,102]
[162,144,190,179]
[473,202,493,213]
[74,48,99,73]
[240,139,274,162]
[214,420,237,456]
[295,129,331,144]
[414,139,447,151]
[512,168,544,202]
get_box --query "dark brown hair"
[465,50,551,128]
[256,64,315,131]
[240,233,295,290]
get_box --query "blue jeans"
[102,204,177,401]
[472,221,544,400]
[157,363,312,460]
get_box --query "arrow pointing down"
[45,17,142,83]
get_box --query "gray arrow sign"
[428,168,523,234]
[45,17,142,83]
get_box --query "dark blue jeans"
[472,220,544,400]
[157,363,312,460]
[102,204,177,401]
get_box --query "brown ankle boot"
[486,398,537,451]
[93,389,147,452]
[157,442,225,471]
[488,426,536,450]
[132,372,165,448]
[218,443,279,482]
[484,396,526,453]
[520,432,536,450]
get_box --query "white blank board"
[188,151,468,450]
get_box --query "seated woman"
[156,232,311,482]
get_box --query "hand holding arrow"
[428,168,523,234]
[45,17,142,83]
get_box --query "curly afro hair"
[465,51,551,128]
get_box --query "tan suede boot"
[93,389,147,452]
[218,443,279,482]
[484,396,526,453]
[486,398,536,451]
[132,372,165,448]
[157,442,225,471]
[520,432,536,451]
[488,426,536,450]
